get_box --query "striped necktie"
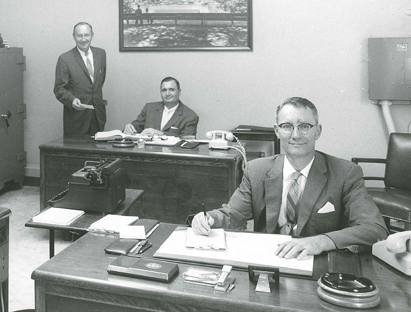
[284,171,303,234]
[85,51,94,82]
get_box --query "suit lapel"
[73,47,93,84]
[154,102,164,129]
[265,155,285,233]
[162,101,182,130]
[296,152,327,235]
[91,47,100,86]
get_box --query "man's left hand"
[275,235,336,260]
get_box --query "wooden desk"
[26,189,144,258]
[40,136,243,223]
[32,224,411,312]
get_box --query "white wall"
[1,0,411,177]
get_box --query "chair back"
[385,133,411,190]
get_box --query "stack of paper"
[32,208,85,225]
[88,214,139,233]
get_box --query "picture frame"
[119,0,252,52]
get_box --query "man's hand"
[191,212,215,236]
[71,98,85,111]
[275,235,336,260]
[141,128,163,136]
[124,124,137,135]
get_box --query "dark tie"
[284,171,302,234]
[85,51,94,81]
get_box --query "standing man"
[135,5,143,26]
[191,97,388,259]
[54,22,107,136]
[124,77,199,138]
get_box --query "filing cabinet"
[0,48,26,190]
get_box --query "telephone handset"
[372,231,411,276]
[386,231,411,253]
[205,130,234,150]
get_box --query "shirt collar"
[163,103,179,113]
[77,47,92,57]
[283,155,315,179]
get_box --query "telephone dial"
[205,130,234,150]
[372,231,411,276]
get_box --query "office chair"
[352,133,411,233]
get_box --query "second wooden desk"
[40,136,243,224]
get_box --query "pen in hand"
[202,203,210,236]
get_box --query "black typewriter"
[48,158,125,213]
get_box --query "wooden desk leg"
[49,229,55,258]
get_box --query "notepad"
[88,214,139,233]
[32,208,85,225]
[185,228,227,250]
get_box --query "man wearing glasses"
[192,97,388,259]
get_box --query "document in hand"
[155,229,314,276]
[32,207,85,225]
[185,228,226,250]
[88,214,139,233]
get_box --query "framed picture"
[119,0,252,51]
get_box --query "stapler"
[48,158,125,213]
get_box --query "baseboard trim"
[25,164,40,178]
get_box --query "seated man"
[124,77,199,138]
[192,97,388,260]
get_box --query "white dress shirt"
[160,104,178,131]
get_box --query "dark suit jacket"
[209,151,388,249]
[54,46,107,135]
[131,101,199,137]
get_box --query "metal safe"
[0,48,26,190]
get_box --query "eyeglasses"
[277,123,316,134]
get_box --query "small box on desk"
[107,256,179,282]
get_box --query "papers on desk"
[88,215,139,234]
[155,229,314,276]
[32,208,85,225]
[94,130,181,146]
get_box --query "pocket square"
[171,126,179,129]
[318,202,335,214]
